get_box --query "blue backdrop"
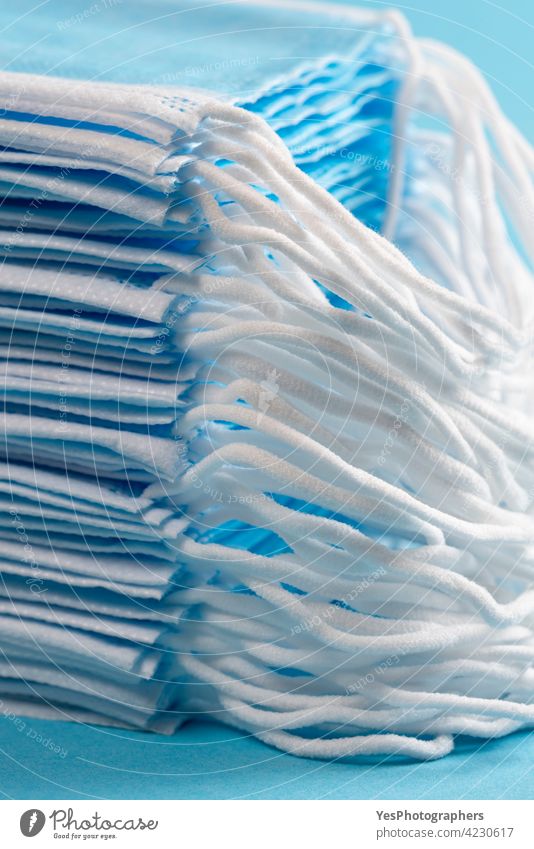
[1,717,533,800]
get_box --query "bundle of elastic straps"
[0,0,533,760]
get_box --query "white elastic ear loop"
[192,348,464,463]
[184,319,478,463]
[421,63,521,319]
[188,390,497,518]
[204,101,521,347]
[380,9,423,243]
[181,438,534,548]
[192,127,524,371]
[420,40,534,309]
[196,376,492,501]
[190,151,476,374]
[421,39,534,203]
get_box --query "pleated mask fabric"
[0,0,532,761]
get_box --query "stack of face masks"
[0,0,533,760]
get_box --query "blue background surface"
[0,0,533,800]
[0,717,533,799]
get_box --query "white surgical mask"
[0,0,532,761]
